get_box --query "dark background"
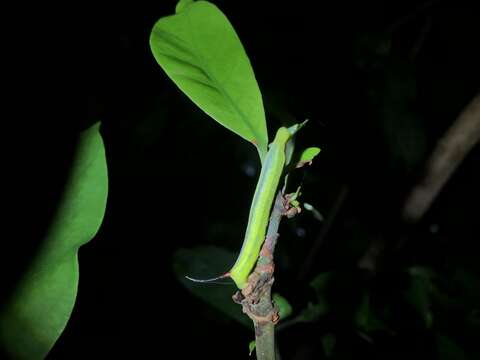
[3,0,479,358]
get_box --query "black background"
[3,0,479,359]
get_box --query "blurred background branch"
[403,93,480,222]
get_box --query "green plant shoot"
[150,1,315,290]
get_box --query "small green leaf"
[173,246,251,328]
[248,340,256,356]
[296,147,321,168]
[273,293,293,320]
[0,123,108,359]
[150,1,268,160]
[290,199,300,208]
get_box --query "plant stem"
[255,320,275,360]
[254,192,284,360]
[233,192,286,360]
[403,93,480,222]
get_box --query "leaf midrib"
[161,11,265,150]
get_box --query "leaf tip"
[175,0,194,13]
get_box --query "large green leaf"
[0,123,108,359]
[150,0,268,161]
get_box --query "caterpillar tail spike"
[185,272,230,283]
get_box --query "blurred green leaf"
[248,340,256,356]
[322,333,336,358]
[435,334,468,360]
[298,272,333,322]
[297,301,327,323]
[0,123,108,359]
[405,267,433,328]
[150,0,268,160]
[355,292,370,329]
[354,291,390,333]
[310,271,332,296]
[451,268,480,305]
[273,293,293,320]
[173,246,251,328]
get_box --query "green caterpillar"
[187,127,292,289]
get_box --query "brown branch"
[403,93,480,222]
[233,192,286,360]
